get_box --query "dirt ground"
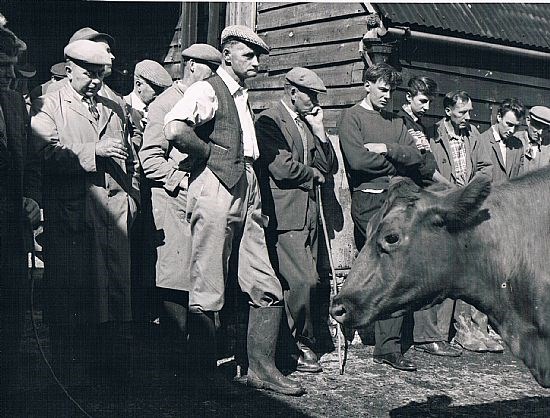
[4,301,550,418]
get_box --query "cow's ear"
[442,174,492,229]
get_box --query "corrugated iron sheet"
[377,3,550,50]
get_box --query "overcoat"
[479,126,524,182]
[31,83,140,324]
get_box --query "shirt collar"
[130,91,147,113]
[217,66,243,96]
[281,99,299,121]
[444,118,469,141]
[401,104,418,122]
[492,125,502,143]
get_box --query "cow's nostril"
[330,303,347,321]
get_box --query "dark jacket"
[479,126,524,182]
[255,101,336,230]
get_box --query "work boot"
[452,314,488,352]
[296,342,322,373]
[473,314,504,353]
[186,311,240,398]
[246,306,306,396]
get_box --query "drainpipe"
[388,27,550,61]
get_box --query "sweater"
[338,104,421,191]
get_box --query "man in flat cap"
[164,26,304,396]
[518,106,550,173]
[139,43,221,373]
[255,67,336,375]
[124,59,172,337]
[0,13,41,392]
[31,39,140,383]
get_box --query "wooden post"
[207,2,221,46]
[181,2,198,48]
[225,2,257,28]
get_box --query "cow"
[330,168,550,387]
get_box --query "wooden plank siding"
[250,2,550,271]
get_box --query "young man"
[338,63,424,372]
[398,76,462,358]
[481,98,525,183]
[517,106,550,173]
[139,43,221,371]
[255,67,336,374]
[163,25,304,396]
[427,90,494,353]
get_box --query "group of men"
[3,15,550,398]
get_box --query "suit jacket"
[428,118,493,184]
[479,126,524,182]
[255,101,336,231]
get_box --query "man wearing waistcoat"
[164,25,304,396]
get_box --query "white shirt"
[129,91,147,117]
[492,125,507,166]
[164,67,260,160]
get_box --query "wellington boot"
[246,306,305,396]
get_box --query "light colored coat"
[30,83,140,324]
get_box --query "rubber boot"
[472,309,504,353]
[246,306,306,396]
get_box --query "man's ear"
[405,91,412,104]
[222,47,232,65]
[444,106,452,118]
[364,80,371,93]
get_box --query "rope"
[29,256,94,418]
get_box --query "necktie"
[295,117,309,165]
[83,96,99,121]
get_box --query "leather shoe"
[296,345,322,373]
[373,353,416,372]
[414,341,463,357]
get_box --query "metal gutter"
[388,27,550,61]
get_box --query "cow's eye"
[384,233,400,245]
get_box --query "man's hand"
[303,106,327,142]
[312,167,325,184]
[364,142,387,154]
[95,137,129,159]
[23,197,40,228]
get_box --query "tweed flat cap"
[135,59,172,88]
[50,62,67,77]
[69,27,115,46]
[529,106,550,126]
[181,43,222,66]
[64,40,111,65]
[220,25,269,54]
[285,67,327,93]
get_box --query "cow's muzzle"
[330,298,348,324]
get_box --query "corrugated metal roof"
[377,3,550,50]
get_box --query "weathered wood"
[226,2,256,27]
[256,3,367,31]
[264,41,363,72]
[248,62,364,90]
[181,2,198,48]
[207,2,221,46]
[163,63,182,80]
[257,2,298,13]
[259,15,367,49]
[169,29,182,47]
[399,66,550,107]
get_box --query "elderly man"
[164,26,304,396]
[255,67,336,374]
[518,106,550,173]
[0,15,41,391]
[428,90,494,353]
[124,59,172,152]
[31,40,140,382]
[139,44,221,372]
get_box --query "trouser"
[413,298,454,343]
[186,164,283,312]
[351,190,403,355]
[268,197,320,349]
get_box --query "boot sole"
[247,376,306,396]
[414,346,462,357]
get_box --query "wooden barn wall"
[250,2,550,272]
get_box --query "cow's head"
[331,174,492,328]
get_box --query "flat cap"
[181,43,222,66]
[530,106,550,126]
[0,13,26,63]
[69,27,115,46]
[134,59,172,88]
[50,62,67,77]
[285,67,327,93]
[63,40,111,66]
[220,25,269,54]
[16,63,36,78]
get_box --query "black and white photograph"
[2,1,550,416]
